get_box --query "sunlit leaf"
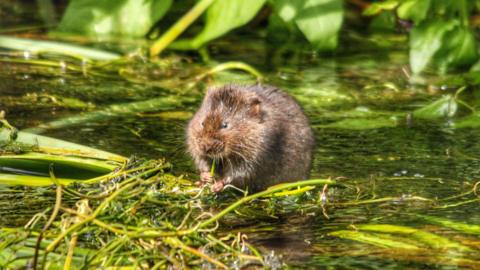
[409,19,457,73]
[363,0,399,16]
[276,0,343,51]
[190,0,266,48]
[0,129,126,186]
[57,0,172,38]
[434,25,478,73]
[397,0,431,24]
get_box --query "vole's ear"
[248,97,262,118]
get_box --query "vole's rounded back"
[186,84,315,192]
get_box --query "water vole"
[186,84,315,192]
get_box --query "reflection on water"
[1,36,480,268]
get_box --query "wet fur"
[186,84,315,192]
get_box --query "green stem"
[459,0,469,26]
[198,179,336,229]
[196,61,264,81]
[150,0,216,57]
[33,168,63,270]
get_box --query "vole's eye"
[201,121,205,127]
[221,122,228,129]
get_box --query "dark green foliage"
[55,0,344,52]
[52,0,480,74]
[366,0,479,73]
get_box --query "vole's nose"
[202,139,223,154]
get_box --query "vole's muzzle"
[201,138,224,155]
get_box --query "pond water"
[1,32,480,268]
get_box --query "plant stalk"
[150,0,215,57]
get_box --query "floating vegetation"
[0,157,336,268]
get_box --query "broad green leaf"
[287,0,344,51]
[409,19,457,73]
[434,25,478,73]
[0,35,119,61]
[397,0,431,24]
[363,0,399,16]
[0,129,126,186]
[57,0,172,38]
[412,95,457,119]
[190,0,266,48]
[0,130,126,162]
[0,152,117,174]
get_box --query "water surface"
[1,33,479,268]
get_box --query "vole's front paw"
[211,180,225,193]
[196,171,213,186]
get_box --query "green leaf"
[412,95,457,119]
[57,0,172,38]
[0,130,126,186]
[397,0,431,24]
[277,0,344,51]
[190,0,266,48]
[0,130,126,162]
[434,25,478,73]
[409,19,457,73]
[363,0,399,16]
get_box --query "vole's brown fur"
[186,84,315,192]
